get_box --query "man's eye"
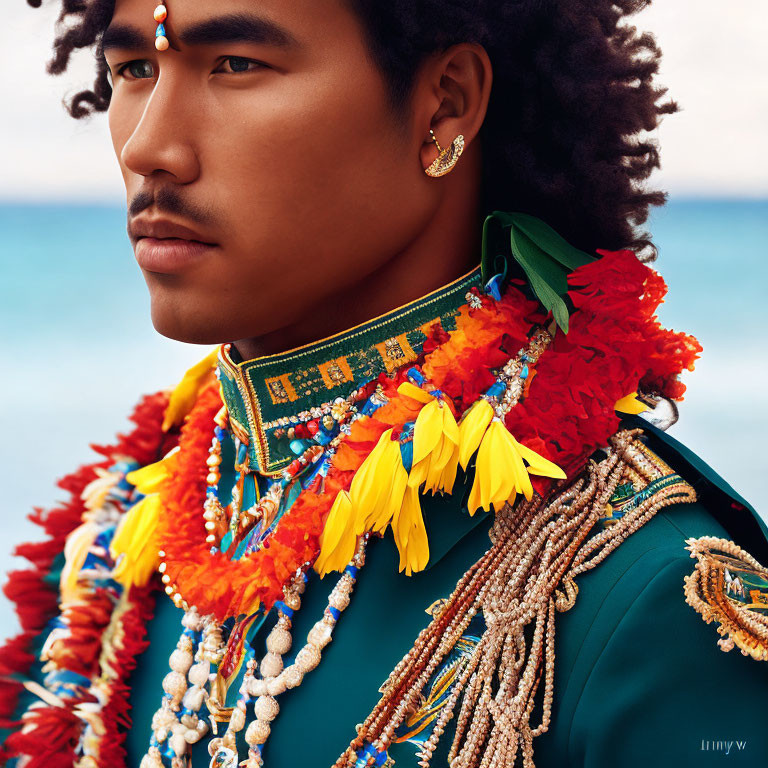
[117,60,155,80]
[215,56,264,74]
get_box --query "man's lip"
[134,237,218,274]
[129,216,217,245]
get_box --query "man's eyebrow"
[101,23,146,54]
[101,13,299,54]
[179,13,299,48]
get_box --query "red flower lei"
[159,249,701,621]
[0,392,174,766]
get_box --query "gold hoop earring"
[425,129,465,177]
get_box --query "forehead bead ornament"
[154,4,169,51]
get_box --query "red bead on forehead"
[154,3,169,51]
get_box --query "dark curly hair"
[28,0,678,258]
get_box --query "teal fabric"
[533,447,768,765]
[123,423,768,766]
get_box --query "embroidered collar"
[216,266,482,474]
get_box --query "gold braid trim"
[683,536,768,661]
[335,428,697,768]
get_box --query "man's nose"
[120,73,201,185]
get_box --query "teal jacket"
[122,418,768,766]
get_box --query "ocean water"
[0,198,766,639]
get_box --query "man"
[3,1,767,767]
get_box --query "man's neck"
[233,156,483,362]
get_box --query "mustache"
[128,187,217,229]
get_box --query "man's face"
[106,0,435,345]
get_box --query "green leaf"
[504,211,595,270]
[509,235,571,334]
[479,210,594,334]
[509,227,568,297]
[551,298,570,334]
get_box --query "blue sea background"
[0,198,766,639]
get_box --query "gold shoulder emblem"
[597,440,696,531]
[683,536,768,661]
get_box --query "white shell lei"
[140,537,369,767]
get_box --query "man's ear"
[414,42,493,172]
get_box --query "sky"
[1,0,767,201]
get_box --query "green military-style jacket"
[125,417,768,766]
